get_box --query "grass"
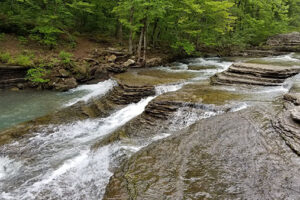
[0,52,11,63]
[8,54,34,67]
[59,51,73,64]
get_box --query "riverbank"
[0,34,181,91]
[2,32,300,91]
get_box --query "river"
[0,53,300,199]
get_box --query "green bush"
[26,67,50,83]
[59,51,73,64]
[9,54,34,67]
[0,52,11,63]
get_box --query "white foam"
[155,83,184,95]
[264,53,300,63]
[191,58,232,70]
[158,58,232,74]
[230,102,248,112]
[0,156,21,181]
[65,79,117,106]
[30,151,89,189]
[152,133,171,141]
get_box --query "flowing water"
[0,54,300,199]
[0,80,116,131]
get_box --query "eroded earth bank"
[1,53,300,200]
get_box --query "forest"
[0,0,300,59]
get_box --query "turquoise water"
[0,90,79,131]
[0,79,117,131]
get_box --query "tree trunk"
[143,19,147,62]
[137,27,144,62]
[128,7,134,55]
[118,22,123,44]
[151,18,159,48]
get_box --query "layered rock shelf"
[266,32,300,52]
[0,65,28,89]
[109,82,155,105]
[211,63,300,86]
[273,92,300,155]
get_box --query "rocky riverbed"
[0,53,300,200]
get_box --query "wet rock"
[291,107,300,122]
[107,63,127,73]
[188,65,220,70]
[284,93,300,105]
[88,65,110,82]
[211,63,300,86]
[17,83,25,89]
[273,92,300,155]
[51,77,78,92]
[104,106,300,199]
[266,32,300,52]
[10,87,19,91]
[109,83,155,105]
[123,59,135,67]
[146,57,162,67]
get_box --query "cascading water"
[64,79,117,106]
[0,82,186,200]
[1,54,299,200]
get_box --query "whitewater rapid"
[1,54,298,199]
[0,82,186,200]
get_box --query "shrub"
[26,67,50,83]
[0,52,11,63]
[59,51,73,64]
[9,54,34,67]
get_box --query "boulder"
[10,87,19,91]
[146,57,163,67]
[284,93,300,105]
[291,107,300,123]
[123,59,135,67]
[107,55,117,63]
[52,77,78,91]
[58,69,69,78]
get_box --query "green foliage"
[0,33,5,41]
[0,52,11,63]
[18,36,28,45]
[59,51,73,64]
[8,54,34,67]
[26,67,50,83]
[0,0,299,53]
[171,41,195,55]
